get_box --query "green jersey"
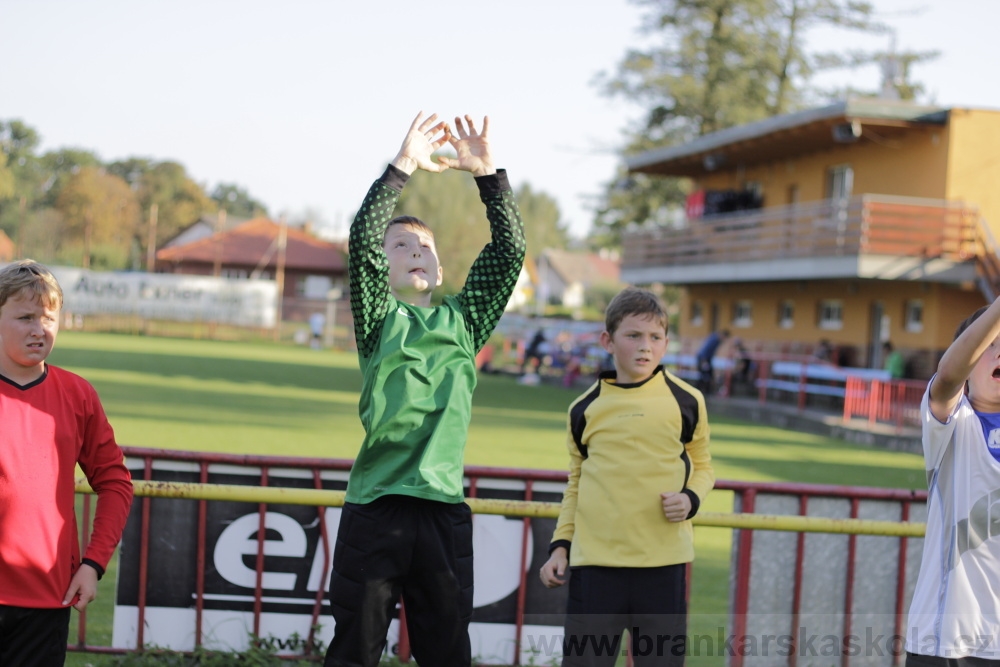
[345,165,525,504]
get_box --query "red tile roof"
[156,218,345,273]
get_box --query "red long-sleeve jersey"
[0,364,133,608]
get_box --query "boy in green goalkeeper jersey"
[324,112,526,667]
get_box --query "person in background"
[521,327,547,374]
[695,328,729,394]
[814,338,834,364]
[883,341,905,379]
[731,337,752,385]
[309,311,325,349]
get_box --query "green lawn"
[50,332,927,666]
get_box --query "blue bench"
[661,353,733,383]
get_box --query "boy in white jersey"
[906,298,1000,666]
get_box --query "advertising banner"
[45,267,277,327]
[113,460,567,665]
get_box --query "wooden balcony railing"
[621,195,983,269]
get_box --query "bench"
[661,353,733,383]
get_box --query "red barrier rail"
[843,377,926,432]
[71,448,928,666]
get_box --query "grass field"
[50,331,928,666]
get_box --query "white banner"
[45,267,277,327]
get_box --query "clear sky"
[3,0,998,240]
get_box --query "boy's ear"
[599,330,613,353]
[435,265,443,287]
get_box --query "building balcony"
[620,195,990,287]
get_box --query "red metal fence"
[72,447,928,665]
[843,377,926,432]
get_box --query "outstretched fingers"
[453,114,489,140]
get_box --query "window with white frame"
[690,301,703,326]
[905,300,924,333]
[732,301,753,328]
[818,300,844,330]
[778,300,795,329]
[826,165,854,200]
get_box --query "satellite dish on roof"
[832,120,862,143]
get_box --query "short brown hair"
[385,215,434,241]
[605,286,667,336]
[0,260,64,312]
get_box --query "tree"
[592,0,935,241]
[54,166,140,269]
[36,148,103,208]
[514,183,568,260]
[0,120,43,208]
[210,182,269,219]
[107,158,214,264]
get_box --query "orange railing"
[622,195,981,269]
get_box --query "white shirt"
[906,387,1000,658]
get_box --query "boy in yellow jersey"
[540,286,715,666]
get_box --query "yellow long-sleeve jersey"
[550,366,715,568]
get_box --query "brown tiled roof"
[156,218,345,273]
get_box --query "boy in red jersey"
[0,260,133,666]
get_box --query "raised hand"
[391,112,452,175]
[438,115,495,177]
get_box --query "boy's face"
[0,291,59,384]
[600,313,668,384]
[384,223,443,306]
[968,334,1000,410]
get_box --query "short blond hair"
[605,286,667,336]
[0,260,63,312]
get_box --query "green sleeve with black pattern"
[348,166,408,358]
[456,169,527,351]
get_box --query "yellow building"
[621,98,1000,378]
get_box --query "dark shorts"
[907,652,1000,667]
[324,495,474,667]
[563,564,687,667]
[0,605,71,667]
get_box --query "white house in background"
[505,265,535,312]
[534,249,622,309]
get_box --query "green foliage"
[0,118,255,269]
[514,182,568,259]
[211,183,269,219]
[106,629,326,666]
[54,166,141,268]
